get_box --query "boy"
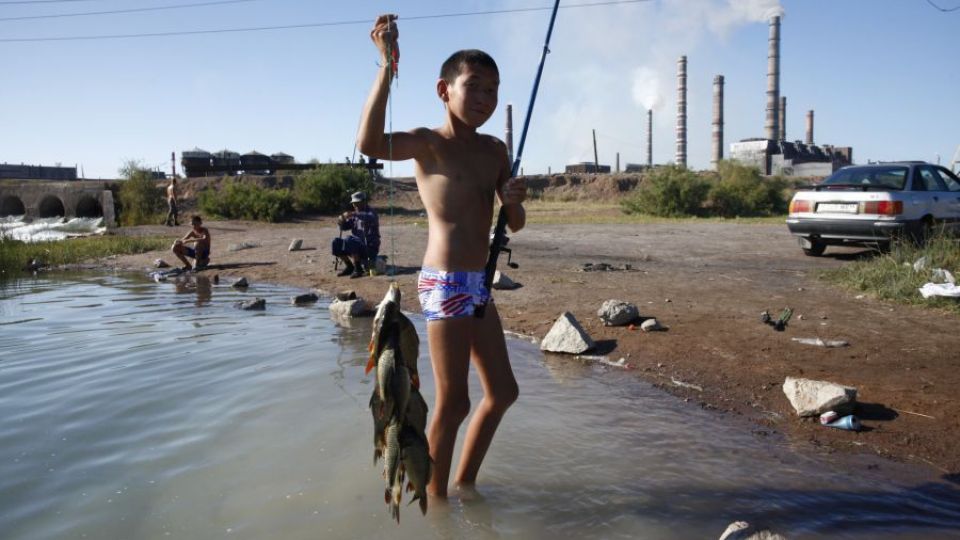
[358,14,527,499]
[171,215,211,271]
[164,177,179,226]
[332,191,381,278]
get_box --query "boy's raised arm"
[357,15,423,161]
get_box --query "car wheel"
[802,239,826,257]
[909,217,934,246]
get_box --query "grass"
[0,234,169,278]
[822,230,960,314]
[524,200,786,225]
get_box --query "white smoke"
[492,0,784,170]
[631,67,663,111]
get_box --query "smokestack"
[805,110,814,144]
[765,16,780,141]
[779,96,787,141]
[592,128,599,171]
[676,55,687,167]
[712,75,724,169]
[646,109,653,167]
[505,104,514,165]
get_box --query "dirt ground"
[102,178,960,481]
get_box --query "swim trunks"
[417,267,490,321]
[184,246,209,261]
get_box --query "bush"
[620,165,710,217]
[198,180,294,222]
[117,160,164,226]
[708,161,789,218]
[293,165,374,214]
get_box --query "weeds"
[117,160,164,226]
[822,228,960,313]
[0,235,168,278]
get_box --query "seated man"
[332,191,380,278]
[172,215,211,271]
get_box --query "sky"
[1,0,958,179]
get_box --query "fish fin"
[365,355,376,374]
[384,489,390,505]
[411,373,420,390]
[373,448,381,465]
[419,495,428,515]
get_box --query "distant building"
[0,162,78,181]
[730,139,852,176]
[565,162,611,174]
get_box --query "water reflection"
[173,275,212,306]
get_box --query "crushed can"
[826,414,861,432]
[819,411,839,425]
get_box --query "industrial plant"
[563,14,853,177]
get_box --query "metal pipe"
[676,55,687,168]
[646,110,653,167]
[765,16,780,141]
[712,75,724,169]
[779,96,787,141]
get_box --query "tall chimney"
[712,75,724,169]
[646,109,653,167]
[505,104,514,164]
[676,55,687,167]
[805,110,814,144]
[779,96,787,141]
[764,16,780,141]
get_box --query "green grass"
[822,230,960,314]
[0,235,168,278]
[524,200,786,225]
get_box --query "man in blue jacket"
[332,191,381,278]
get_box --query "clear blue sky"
[1,0,957,179]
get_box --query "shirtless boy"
[171,215,211,271]
[358,14,527,499]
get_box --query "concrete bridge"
[0,180,116,227]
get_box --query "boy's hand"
[502,177,527,206]
[370,14,399,65]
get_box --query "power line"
[925,0,960,11]
[0,0,257,23]
[0,0,653,43]
[0,0,100,4]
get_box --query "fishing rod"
[475,0,561,318]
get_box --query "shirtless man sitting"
[171,215,211,271]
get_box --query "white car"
[786,162,960,256]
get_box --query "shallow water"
[1,273,959,540]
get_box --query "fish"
[382,419,403,522]
[366,283,430,523]
[367,283,401,374]
[400,426,432,516]
[405,388,428,436]
[376,341,410,427]
[370,390,387,465]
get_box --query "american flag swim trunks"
[417,267,491,321]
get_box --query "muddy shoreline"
[100,200,960,482]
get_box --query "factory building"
[0,162,78,181]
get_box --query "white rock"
[597,299,639,326]
[931,268,955,284]
[719,521,789,540]
[154,258,170,268]
[492,270,520,290]
[328,298,373,318]
[235,298,265,311]
[782,376,857,417]
[640,318,664,332]
[913,256,928,272]
[540,312,595,354]
[288,239,303,251]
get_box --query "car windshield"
[820,166,908,190]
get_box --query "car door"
[913,166,951,226]
[933,166,960,233]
